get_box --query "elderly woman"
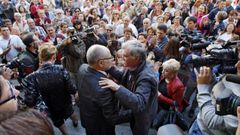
[152,59,187,129]
[168,16,184,35]
[52,9,71,29]
[158,59,186,112]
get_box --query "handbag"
[163,107,189,131]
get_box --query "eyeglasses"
[75,10,80,12]
[1,29,9,32]
[98,56,114,61]
[0,82,16,106]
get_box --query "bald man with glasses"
[77,44,131,135]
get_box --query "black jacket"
[108,61,158,135]
[77,64,131,135]
[58,37,86,73]
[17,49,38,79]
[22,63,76,119]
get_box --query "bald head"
[86,45,111,65]
[143,18,151,29]
[27,18,36,28]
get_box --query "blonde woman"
[110,10,122,31]
[22,43,78,135]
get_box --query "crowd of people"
[0,0,240,135]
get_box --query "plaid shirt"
[29,26,47,41]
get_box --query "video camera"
[0,58,21,79]
[5,57,21,69]
[179,34,212,51]
[190,48,238,73]
[68,27,82,44]
[215,74,240,116]
[84,26,95,34]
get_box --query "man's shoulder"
[0,36,4,41]
[79,64,105,78]
[129,23,137,28]
[10,35,21,40]
[116,24,124,29]
[139,62,157,79]
[79,64,88,72]
[19,50,35,59]
[36,26,44,30]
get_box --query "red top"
[35,17,51,27]
[44,34,65,64]
[30,4,43,19]
[158,76,188,112]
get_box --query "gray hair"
[122,40,146,61]
[143,18,151,24]
[27,18,35,24]
[162,59,180,72]
[14,13,21,17]
[86,44,110,65]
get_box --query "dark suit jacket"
[107,61,158,135]
[77,64,131,135]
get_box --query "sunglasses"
[0,82,16,106]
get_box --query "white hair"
[122,40,146,61]
[162,59,180,72]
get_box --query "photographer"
[188,66,240,135]
[107,32,121,57]
[7,32,39,82]
[83,25,107,52]
[57,27,86,82]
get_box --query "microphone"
[226,74,240,84]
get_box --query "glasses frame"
[98,56,114,62]
[0,83,16,106]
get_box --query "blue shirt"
[152,36,169,61]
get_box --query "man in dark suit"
[77,45,130,135]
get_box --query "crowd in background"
[0,0,240,135]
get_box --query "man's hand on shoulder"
[99,77,120,91]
